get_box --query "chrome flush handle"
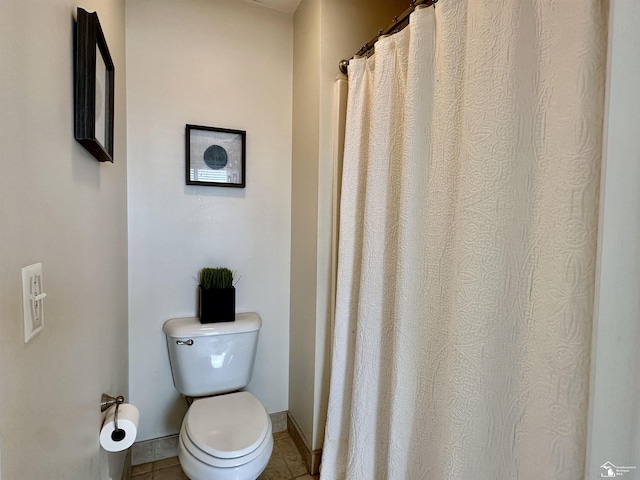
[176,339,194,346]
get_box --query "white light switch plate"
[22,263,46,343]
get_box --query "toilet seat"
[181,391,271,468]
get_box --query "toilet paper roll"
[100,403,139,452]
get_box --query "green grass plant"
[199,267,234,290]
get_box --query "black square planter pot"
[199,286,235,323]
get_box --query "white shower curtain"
[322,2,607,479]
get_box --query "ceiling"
[239,0,303,14]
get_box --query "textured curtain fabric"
[322,2,607,479]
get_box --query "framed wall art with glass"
[74,7,114,163]
[186,124,246,188]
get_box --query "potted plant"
[199,267,235,323]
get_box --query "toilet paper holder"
[101,393,126,441]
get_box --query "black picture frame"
[186,124,246,188]
[74,8,115,163]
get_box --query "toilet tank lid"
[163,313,261,338]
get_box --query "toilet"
[163,313,273,480]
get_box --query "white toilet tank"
[163,313,261,397]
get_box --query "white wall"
[0,0,129,478]
[290,0,322,451]
[126,0,293,441]
[587,0,640,474]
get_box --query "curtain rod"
[338,0,438,74]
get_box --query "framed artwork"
[186,124,246,188]
[74,7,115,163]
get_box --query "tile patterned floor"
[131,431,319,480]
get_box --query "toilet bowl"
[178,392,273,480]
